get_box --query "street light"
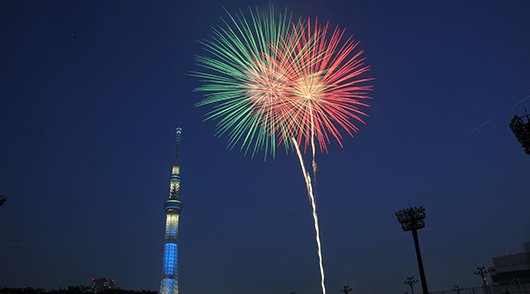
[473,266,489,286]
[340,285,353,294]
[404,276,418,294]
[474,266,491,294]
[396,206,429,294]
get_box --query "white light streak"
[292,137,326,294]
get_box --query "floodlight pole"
[404,276,418,294]
[412,229,427,293]
[396,207,430,294]
[509,107,530,155]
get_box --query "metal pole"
[412,229,429,294]
[405,276,418,294]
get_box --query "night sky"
[1,1,529,294]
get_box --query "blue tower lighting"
[160,128,184,294]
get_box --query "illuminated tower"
[160,128,184,294]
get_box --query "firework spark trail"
[310,106,318,180]
[308,105,319,202]
[292,137,326,294]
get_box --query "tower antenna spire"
[175,127,182,163]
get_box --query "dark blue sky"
[1,1,529,293]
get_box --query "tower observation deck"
[159,128,184,294]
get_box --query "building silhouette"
[490,241,530,285]
[159,128,184,294]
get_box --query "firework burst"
[193,7,294,158]
[194,7,373,294]
[267,17,373,153]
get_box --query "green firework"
[193,6,294,158]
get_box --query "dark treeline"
[0,286,156,294]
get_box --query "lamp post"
[474,266,489,286]
[405,276,418,294]
[396,206,429,294]
[340,285,353,294]
[474,266,490,294]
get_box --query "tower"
[160,128,184,294]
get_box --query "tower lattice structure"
[160,128,184,294]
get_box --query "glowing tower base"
[160,128,183,294]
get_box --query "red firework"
[266,18,373,152]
